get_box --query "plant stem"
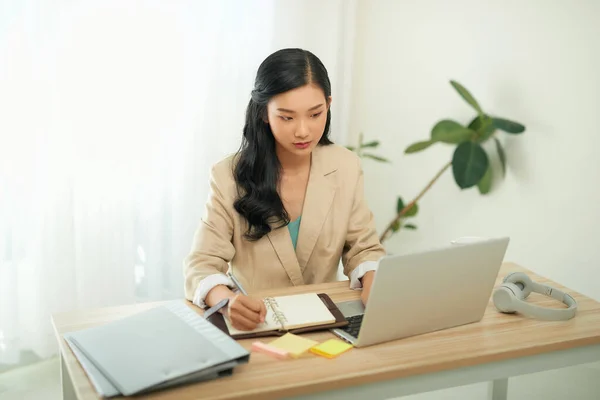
[379,161,452,243]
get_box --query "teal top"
[287,216,302,250]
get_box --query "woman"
[184,48,385,331]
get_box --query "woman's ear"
[327,96,333,109]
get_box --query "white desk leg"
[60,353,77,400]
[488,378,508,400]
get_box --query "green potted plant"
[349,80,526,243]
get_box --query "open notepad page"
[224,293,336,335]
[276,293,336,330]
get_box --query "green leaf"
[477,163,493,194]
[452,142,489,189]
[397,197,418,216]
[346,145,356,151]
[362,153,390,163]
[494,138,506,177]
[405,140,435,154]
[361,140,380,148]
[468,115,495,141]
[391,220,401,232]
[492,117,525,134]
[450,80,483,116]
[405,202,419,217]
[431,120,475,144]
[396,197,405,213]
[403,223,417,230]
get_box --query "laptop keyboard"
[341,314,364,338]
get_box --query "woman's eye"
[311,112,323,118]
[279,116,292,121]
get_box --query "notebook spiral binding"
[264,297,288,326]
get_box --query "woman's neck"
[277,148,311,176]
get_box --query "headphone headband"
[535,283,577,307]
[510,295,576,321]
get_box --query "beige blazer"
[183,143,386,301]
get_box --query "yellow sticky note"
[310,339,353,359]
[268,333,319,358]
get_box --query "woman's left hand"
[360,271,375,305]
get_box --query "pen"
[227,272,247,296]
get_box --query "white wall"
[350,0,600,301]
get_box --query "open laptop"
[331,236,510,347]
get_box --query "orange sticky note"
[310,339,353,359]
[251,341,289,360]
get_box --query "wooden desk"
[51,262,600,400]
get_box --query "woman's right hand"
[227,294,267,331]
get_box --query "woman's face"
[266,84,331,160]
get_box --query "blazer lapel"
[295,147,336,272]
[267,224,304,286]
[267,145,337,285]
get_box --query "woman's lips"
[294,141,311,149]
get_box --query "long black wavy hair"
[233,48,333,241]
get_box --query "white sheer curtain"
[0,0,356,367]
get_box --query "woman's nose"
[295,119,309,138]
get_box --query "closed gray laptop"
[66,300,249,396]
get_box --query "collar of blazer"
[266,144,338,286]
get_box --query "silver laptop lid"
[355,237,509,347]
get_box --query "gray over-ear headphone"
[493,272,577,321]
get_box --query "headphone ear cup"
[493,282,524,313]
[503,272,533,299]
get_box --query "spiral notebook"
[208,293,348,339]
